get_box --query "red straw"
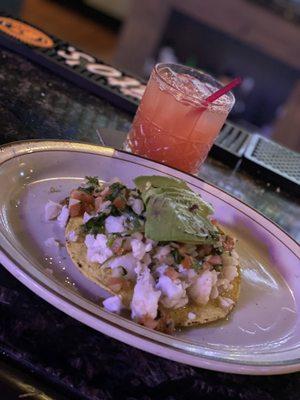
[205,77,242,104]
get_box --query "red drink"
[125,64,235,173]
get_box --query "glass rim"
[154,62,235,110]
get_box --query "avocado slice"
[134,175,218,244]
[134,175,189,192]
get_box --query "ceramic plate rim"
[0,139,299,375]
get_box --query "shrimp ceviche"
[45,175,240,333]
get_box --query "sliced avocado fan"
[134,176,218,244]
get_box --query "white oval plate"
[0,140,299,375]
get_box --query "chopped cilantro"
[85,176,99,186]
[125,208,144,232]
[110,204,122,217]
[192,259,203,271]
[83,213,106,235]
[211,230,220,240]
[106,182,126,201]
[215,246,224,255]
[107,234,117,248]
[171,249,184,264]
[79,176,100,195]
[79,186,94,195]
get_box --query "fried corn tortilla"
[66,217,240,328]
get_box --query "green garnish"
[110,204,122,217]
[215,246,224,255]
[79,176,100,194]
[107,234,117,248]
[85,176,99,186]
[192,259,204,271]
[79,186,94,194]
[83,213,106,235]
[171,249,184,264]
[106,182,126,201]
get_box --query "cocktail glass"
[124,63,235,174]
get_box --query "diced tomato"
[110,237,121,251]
[113,197,126,210]
[200,261,211,271]
[124,189,130,199]
[94,196,103,212]
[69,201,81,217]
[164,267,180,280]
[115,247,126,256]
[111,238,126,256]
[207,255,222,265]
[139,316,158,330]
[70,190,94,204]
[178,245,187,256]
[181,255,193,269]
[83,203,95,213]
[211,218,218,225]
[123,237,132,252]
[197,244,213,258]
[107,277,123,292]
[107,277,130,292]
[223,235,236,251]
[70,190,95,216]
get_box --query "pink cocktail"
[125,63,235,174]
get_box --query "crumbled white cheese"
[45,200,62,221]
[57,205,70,228]
[141,253,151,267]
[188,312,196,320]
[110,266,125,278]
[105,215,126,234]
[99,200,111,212]
[131,265,161,320]
[44,237,60,248]
[67,230,78,242]
[219,296,235,310]
[83,212,93,224]
[103,296,123,313]
[144,240,153,252]
[156,276,188,309]
[155,264,168,277]
[188,270,218,305]
[130,237,153,260]
[178,265,197,282]
[108,253,137,280]
[85,234,113,264]
[131,232,143,240]
[154,245,171,261]
[128,197,144,215]
[221,257,238,282]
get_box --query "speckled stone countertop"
[0,47,300,400]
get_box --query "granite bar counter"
[0,47,300,400]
